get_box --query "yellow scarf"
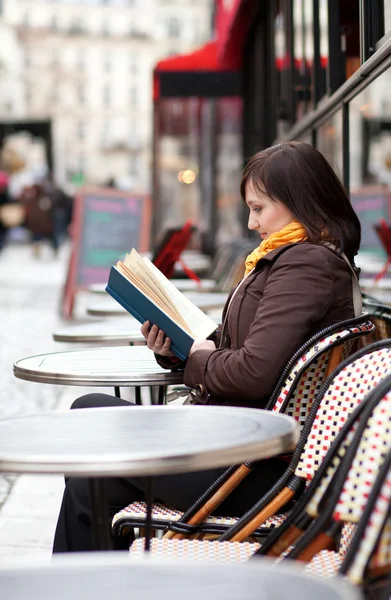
[244,219,307,276]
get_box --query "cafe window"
[215,98,243,246]
[316,109,343,177]
[317,0,360,97]
[274,2,291,137]
[385,2,391,38]
[349,67,391,255]
[293,0,313,120]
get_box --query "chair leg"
[325,345,344,377]
[263,524,306,557]
[164,464,253,540]
[230,486,296,543]
[295,531,336,562]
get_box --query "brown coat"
[180,242,355,408]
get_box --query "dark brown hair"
[240,141,361,263]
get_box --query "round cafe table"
[52,318,146,345]
[88,278,217,294]
[0,553,363,600]
[86,292,228,317]
[0,405,299,551]
[14,345,184,405]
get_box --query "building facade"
[1,0,212,192]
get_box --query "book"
[105,248,218,361]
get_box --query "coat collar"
[252,241,306,271]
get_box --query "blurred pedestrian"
[0,171,10,251]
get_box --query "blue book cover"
[106,266,204,360]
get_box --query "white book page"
[144,257,218,340]
[116,262,190,331]
[113,266,192,337]
[123,249,185,325]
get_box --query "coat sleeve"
[153,325,222,371]
[183,246,336,403]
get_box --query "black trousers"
[52,393,288,553]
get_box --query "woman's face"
[246,181,294,240]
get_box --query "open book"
[105,248,218,361]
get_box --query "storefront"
[219,0,391,253]
[152,39,243,255]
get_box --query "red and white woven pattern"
[272,325,372,423]
[370,516,391,570]
[273,332,343,415]
[296,347,391,511]
[112,500,287,534]
[305,550,343,578]
[278,353,328,425]
[346,469,391,584]
[339,523,357,559]
[112,501,181,528]
[335,393,391,523]
[129,538,259,563]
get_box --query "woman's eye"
[254,207,262,214]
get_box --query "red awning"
[154,40,239,73]
[215,0,254,66]
[153,40,241,100]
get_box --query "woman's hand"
[141,321,174,357]
[189,339,216,356]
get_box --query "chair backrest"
[280,372,391,581]
[257,341,391,559]
[362,294,391,344]
[340,448,391,585]
[294,342,391,484]
[266,315,375,429]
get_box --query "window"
[78,50,85,72]
[317,110,343,177]
[103,85,111,107]
[293,0,313,120]
[385,2,391,38]
[78,84,85,104]
[101,120,111,146]
[167,17,181,39]
[129,154,139,176]
[274,2,290,136]
[78,121,86,141]
[129,86,137,109]
[103,54,111,73]
[349,68,391,254]
[130,59,137,74]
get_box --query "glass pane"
[274,2,290,137]
[295,131,312,144]
[156,98,201,246]
[318,0,328,98]
[385,2,391,39]
[317,110,343,176]
[294,0,313,120]
[350,68,391,257]
[216,98,243,245]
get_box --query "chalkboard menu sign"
[350,186,391,254]
[62,188,150,318]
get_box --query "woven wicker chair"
[361,293,391,345]
[128,345,391,568]
[276,375,391,593]
[111,317,375,542]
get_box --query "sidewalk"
[0,240,110,564]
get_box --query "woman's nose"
[248,215,257,230]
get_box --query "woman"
[53,141,361,552]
